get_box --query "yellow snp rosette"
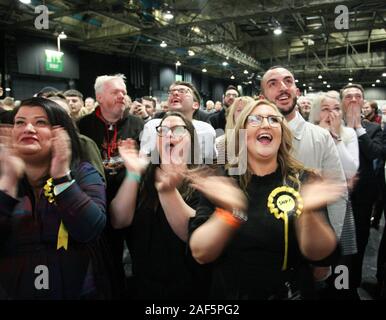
[267,186,303,271]
[43,178,69,251]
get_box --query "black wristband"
[52,171,73,186]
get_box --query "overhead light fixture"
[303,84,306,87]
[163,11,174,20]
[372,84,375,87]
[348,82,352,85]
[323,81,327,84]
[160,41,167,48]
[243,70,248,74]
[382,73,386,77]
[248,81,252,84]
[202,68,207,73]
[230,75,235,80]
[348,77,353,81]
[19,0,31,4]
[175,60,181,67]
[318,74,322,79]
[326,84,331,88]
[191,26,201,34]
[222,61,229,66]
[376,79,380,83]
[57,31,67,52]
[273,27,282,35]
[188,50,195,56]
[295,79,299,83]
[257,75,261,78]
[5,87,11,92]
[58,31,67,39]
[308,86,313,90]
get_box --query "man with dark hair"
[209,85,240,132]
[362,100,381,124]
[340,83,383,298]
[36,86,59,98]
[64,89,87,120]
[130,96,157,123]
[140,81,216,161]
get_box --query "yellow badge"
[277,194,295,212]
[267,186,303,271]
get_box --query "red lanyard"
[95,107,118,159]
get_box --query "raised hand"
[301,179,346,213]
[187,169,247,212]
[118,138,149,174]
[0,125,25,196]
[154,164,185,193]
[50,126,71,178]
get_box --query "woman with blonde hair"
[189,99,342,299]
[309,91,359,180]
[216,96,254,164]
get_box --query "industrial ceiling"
[1,0,385,91]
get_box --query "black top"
[126,167,211,299]
[189,168,336,300]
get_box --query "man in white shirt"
[140,81,216,163]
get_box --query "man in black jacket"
[341,83,383,298]
[209,85,240,134]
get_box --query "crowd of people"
[0,66,385,300]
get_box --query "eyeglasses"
[247,115,283,127]
[156,125,188,138]
[225,93,238,98]
[167,88,192,96]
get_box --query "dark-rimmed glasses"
[156,125,188,138]
[247,115,283,127]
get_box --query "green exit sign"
[45,50,64,72]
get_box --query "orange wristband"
[215,207,241,228]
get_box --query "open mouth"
[20,136,38,143]
[276,93,291,102]
[256,133,273,145]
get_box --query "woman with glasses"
[189,99,341,300]
[110,111,210,299]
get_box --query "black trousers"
[350,200,374,289]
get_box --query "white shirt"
[288,112,349,241]
[140,118,217,163]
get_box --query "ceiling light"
[348,82,352,85]
[222,61,228,66]
[257,75,261,78]
[382,73,386,77]
[19,0,31,4]
[326,84,331,88]
[323,81,327,84]
[303,84,306,87]
[372,84,375,87]
[191,26,201,34]
[248,81,252,84]
[188,50,195,56]
[230,75,235,80]
[58,31,67,39]
[5,88,11,92]
[376,79,380,83]
[348,77,353,81]
[318,74,322,79]
[175,61,181,67]
[243,70,248,74]
[295,79,299,83]
[202,68,207,73]
[273,27,282,35]
[160,41,167,48]
[163,11,174,20]
[308,86,313,90]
